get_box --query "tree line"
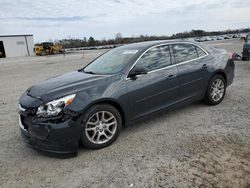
[37,28,250,48]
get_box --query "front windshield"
[83,47,138,74]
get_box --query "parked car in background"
[242,34,250,61]
[203,37,211,41]
[194,37,205,42]
[216,36,224,40]
[232,34,239,38]
[224,35,231,39]
[18,40,235,155]
[209,36,216,41]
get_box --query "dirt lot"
[0,39,249,188]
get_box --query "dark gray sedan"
[19,40,234,155]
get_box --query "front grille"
[19,104,36,131]
[20,115,33,131]
[19,107,36,116]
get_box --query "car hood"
[28,71,110,102]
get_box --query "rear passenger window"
[172,44,198,63]
[196,47,207,57]
[135,45,171,72]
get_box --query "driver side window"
[135,45,171,72]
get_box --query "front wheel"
[80,104,122,149]
[204,75,226,105]
[242,57,247,61]
[41,51,46,56]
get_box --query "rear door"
[172,43,210,101]
[126,45,179,119]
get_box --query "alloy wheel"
[210,78,225,102]
[85,111,117,144]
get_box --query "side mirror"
[129,66,148,79]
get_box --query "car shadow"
[77,101,207,152]
[34,150,78,159]
[122,101,206,134]
[37,101,207,159]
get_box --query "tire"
[204,75,226,105]
[242,57,247,61]
[80,104,122,149]
[41,51,46,56]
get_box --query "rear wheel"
[80,104,122,149]
[204,75,226,105]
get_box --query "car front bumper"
[19,113,82,155]
[242,48,250,58]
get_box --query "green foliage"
[56,28,250,49]
[88,37,96,46]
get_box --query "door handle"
[202,64,208,69]
[167,74,177,80]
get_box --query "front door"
[126,45,179,120]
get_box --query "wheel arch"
[211,70,227,85]
[204,70,227,105]
[81,98,127,127]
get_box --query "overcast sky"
[0,0,249,42]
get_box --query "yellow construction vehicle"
[34,42,63,56]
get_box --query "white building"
[0,34,34,58]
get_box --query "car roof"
[119,39,201,51]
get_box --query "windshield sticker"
[123,50,138,54]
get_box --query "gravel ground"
[0,39,249,188]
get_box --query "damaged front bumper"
[242,48,250,58]
[18,103,82,155]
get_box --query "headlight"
[36,94,76,117]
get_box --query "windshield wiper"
[79,69,96,74]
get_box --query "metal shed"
[0,34,34,58]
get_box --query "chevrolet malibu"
[19,40,235,155]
